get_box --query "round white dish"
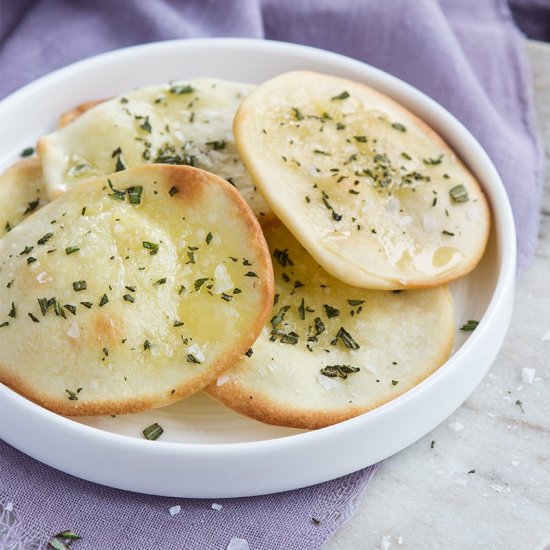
[0,38,516,498]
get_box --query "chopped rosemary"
[323,304,340,318]
[331,91,350,101]
[99,294,109,307]
[8,302,16,318]
[273,248,294,267]
[347,300,365,306]
[391,122,407,132]
[460,320,479,331]
[123,294,135,303]
[142,422,164,440]
[20,146,35,157]
[127,186,143,204]
[244,271,258,277]
[169,84,195,95]
[320,365,360,379]
[194,278,210,291]
[142,241,159,255]
[37,232,53,245]
[187,353,201,364]
[72,280,87,291]
[423,154,444,166]
[271,305,290,328]
[168,186,179,197]
[331,326,360,349]
[65,246,80,255]
[205,140,226,150]
[449,184,469,203]
[65,388,82,401]
[353,136,368,143]
[298,298,306,320]
[23,199,40,214]
[206,232,213,245]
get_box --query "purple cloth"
[0,1,543,549]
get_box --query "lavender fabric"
[0,1,543,549]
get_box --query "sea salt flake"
[317,374,339,391]
[387,197,400,214]
[213,263,234,294]
[490,484,503,493]
[37,271,52,284]
[227,537,249,550]
[216,376,231,387]
[398,215,413,226]
[397,536,403,545]
[542,330,550,341]
[169,505,181,516]
[187,343,205,362]
[211,503,223,511]
[422,214,437,232]
[511,461,520,467]
[5,502,13,512]
[521,368,536,384]
[67,321,80,339]
[449,421,464,432]
[380,535,391,550]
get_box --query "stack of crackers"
[0,72,489,429]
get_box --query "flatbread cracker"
[58,99,104,127]
[0,158,47,236]
[234,71,490,289]
[38,78,270,217]
[206,219,454,429]
[0,164,273,416]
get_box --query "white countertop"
[326,40,550,550]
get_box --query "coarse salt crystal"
[67,321,80,339]
[521,368,536,384]
[213,263,234,294]
[490,484,503,493]
[511,461,520,467]
[37,271,52,284]
[422,214,437,232]
[187,343,205,362]
[542,330,550,341]
[398,216,413,226]
[397,536,403,545]
[217,376,231,387]
[169,505,181,516]
[317,374,339,391]
[449,421,464,432]
[211,503,223,511]
[387,197,400,214]
[227,538,249,550]
[5,502,13,512]
[381,535,391,550]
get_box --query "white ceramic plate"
[0,38,515,498]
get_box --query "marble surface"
[326,40,550,550]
